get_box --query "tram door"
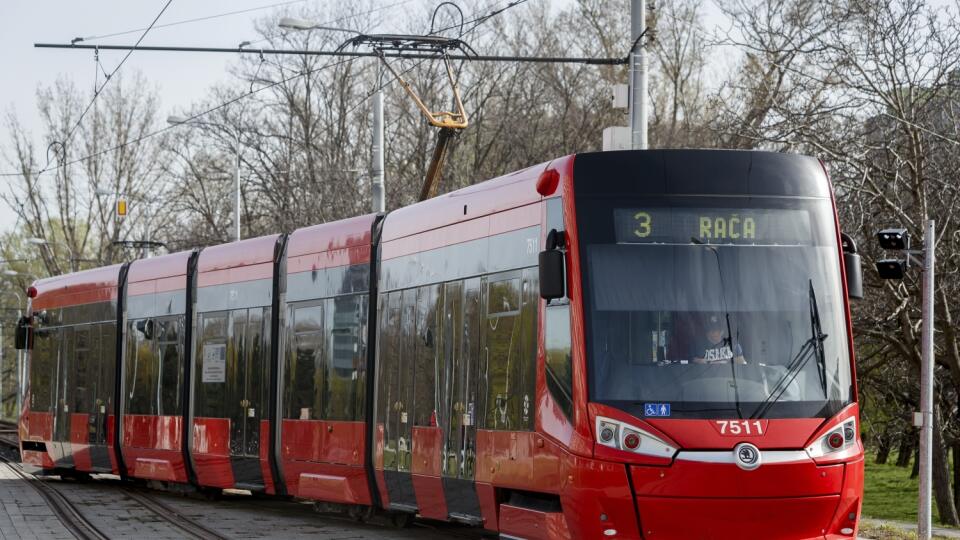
[441,278,483,520]
[53,328,74,466]
[226,308,269,487]
[379,290,417,510]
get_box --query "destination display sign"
[613,208,812,245]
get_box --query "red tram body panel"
[18,150,865,539]
[280,214,376,505]
[121,250,193,484]
[192,234,280,492]
[21,265,123,475]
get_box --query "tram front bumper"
[628,453,863,539]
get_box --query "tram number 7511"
[715,420,766,436]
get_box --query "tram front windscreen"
[577,196,853,419]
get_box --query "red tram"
[15,150,865,539]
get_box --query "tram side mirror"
[15,316,32,350]
[840,233,863,300]
[539,229,566,300]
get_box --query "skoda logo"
[733,442,761,471]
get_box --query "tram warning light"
[876,259,905,280]
[877,228,909,251]
[876,228,913,280]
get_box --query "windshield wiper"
[690,238,743,419]
[751,280,828,419]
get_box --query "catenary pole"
[630,0,648,149]
[372,62,385,214]
[234,125,242,242]
[918,219,936,540]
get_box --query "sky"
[0,0,715,237]
[0,0,375,234]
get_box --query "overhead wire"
[71,0,312,43]
[242,0,418,49]
[340,0,529,119]
[1,55,362,178]
[1,0,529,178]
[42,0,173,174]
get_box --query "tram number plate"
[714,420,767,436]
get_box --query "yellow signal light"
[117,199,127,216]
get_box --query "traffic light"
[875,227,911,280]
[117,199,127,217]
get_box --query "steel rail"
[0,456,110,540]
[121,488,230,540]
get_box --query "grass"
[859,522,954,540]
[862,454,938,524]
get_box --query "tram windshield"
[578,196,853,419]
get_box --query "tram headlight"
[597,420,619,447]
[595,416,676,458]
[806,418,858,458]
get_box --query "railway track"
[0,429,226,540]
[121,488,229,540]
[0,419,18,449]
[0,455,110,540]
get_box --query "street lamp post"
[0,288,23,422]
[875,222,936,540]
[26,237,72,272]
[168,115,243,242]
[276,19,385,213]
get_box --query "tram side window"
[158,317,183,416]
[74,327,92,415]
[323,295,364,421]
[196,313,228,418]
[126,319,159,415]
[286,304,323,420]
[413,285,442,426]
[483,275,523,430]
[30,329,55,412]
[353,299,368,419]
[100,323,117,415]
[545,305,573,420]
[226,309,247,424]
[249,308,269,424]
[519,268,539,430]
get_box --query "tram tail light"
[595,416,676,458]
[806,418,857,459]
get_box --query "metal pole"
[918,219,936,540]
[235,126,242,242]
[142,199,151,259]
[629,0,648,149]
[371,62,385,214]
[1,291,22,422]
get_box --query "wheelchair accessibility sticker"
[644,403,671,417]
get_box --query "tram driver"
[692,315,747,365]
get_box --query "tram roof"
[197,234,281,274]
[381,158,555,243]
[127,250,193,285]
[30,264,124,311]
[287,214,376,259]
